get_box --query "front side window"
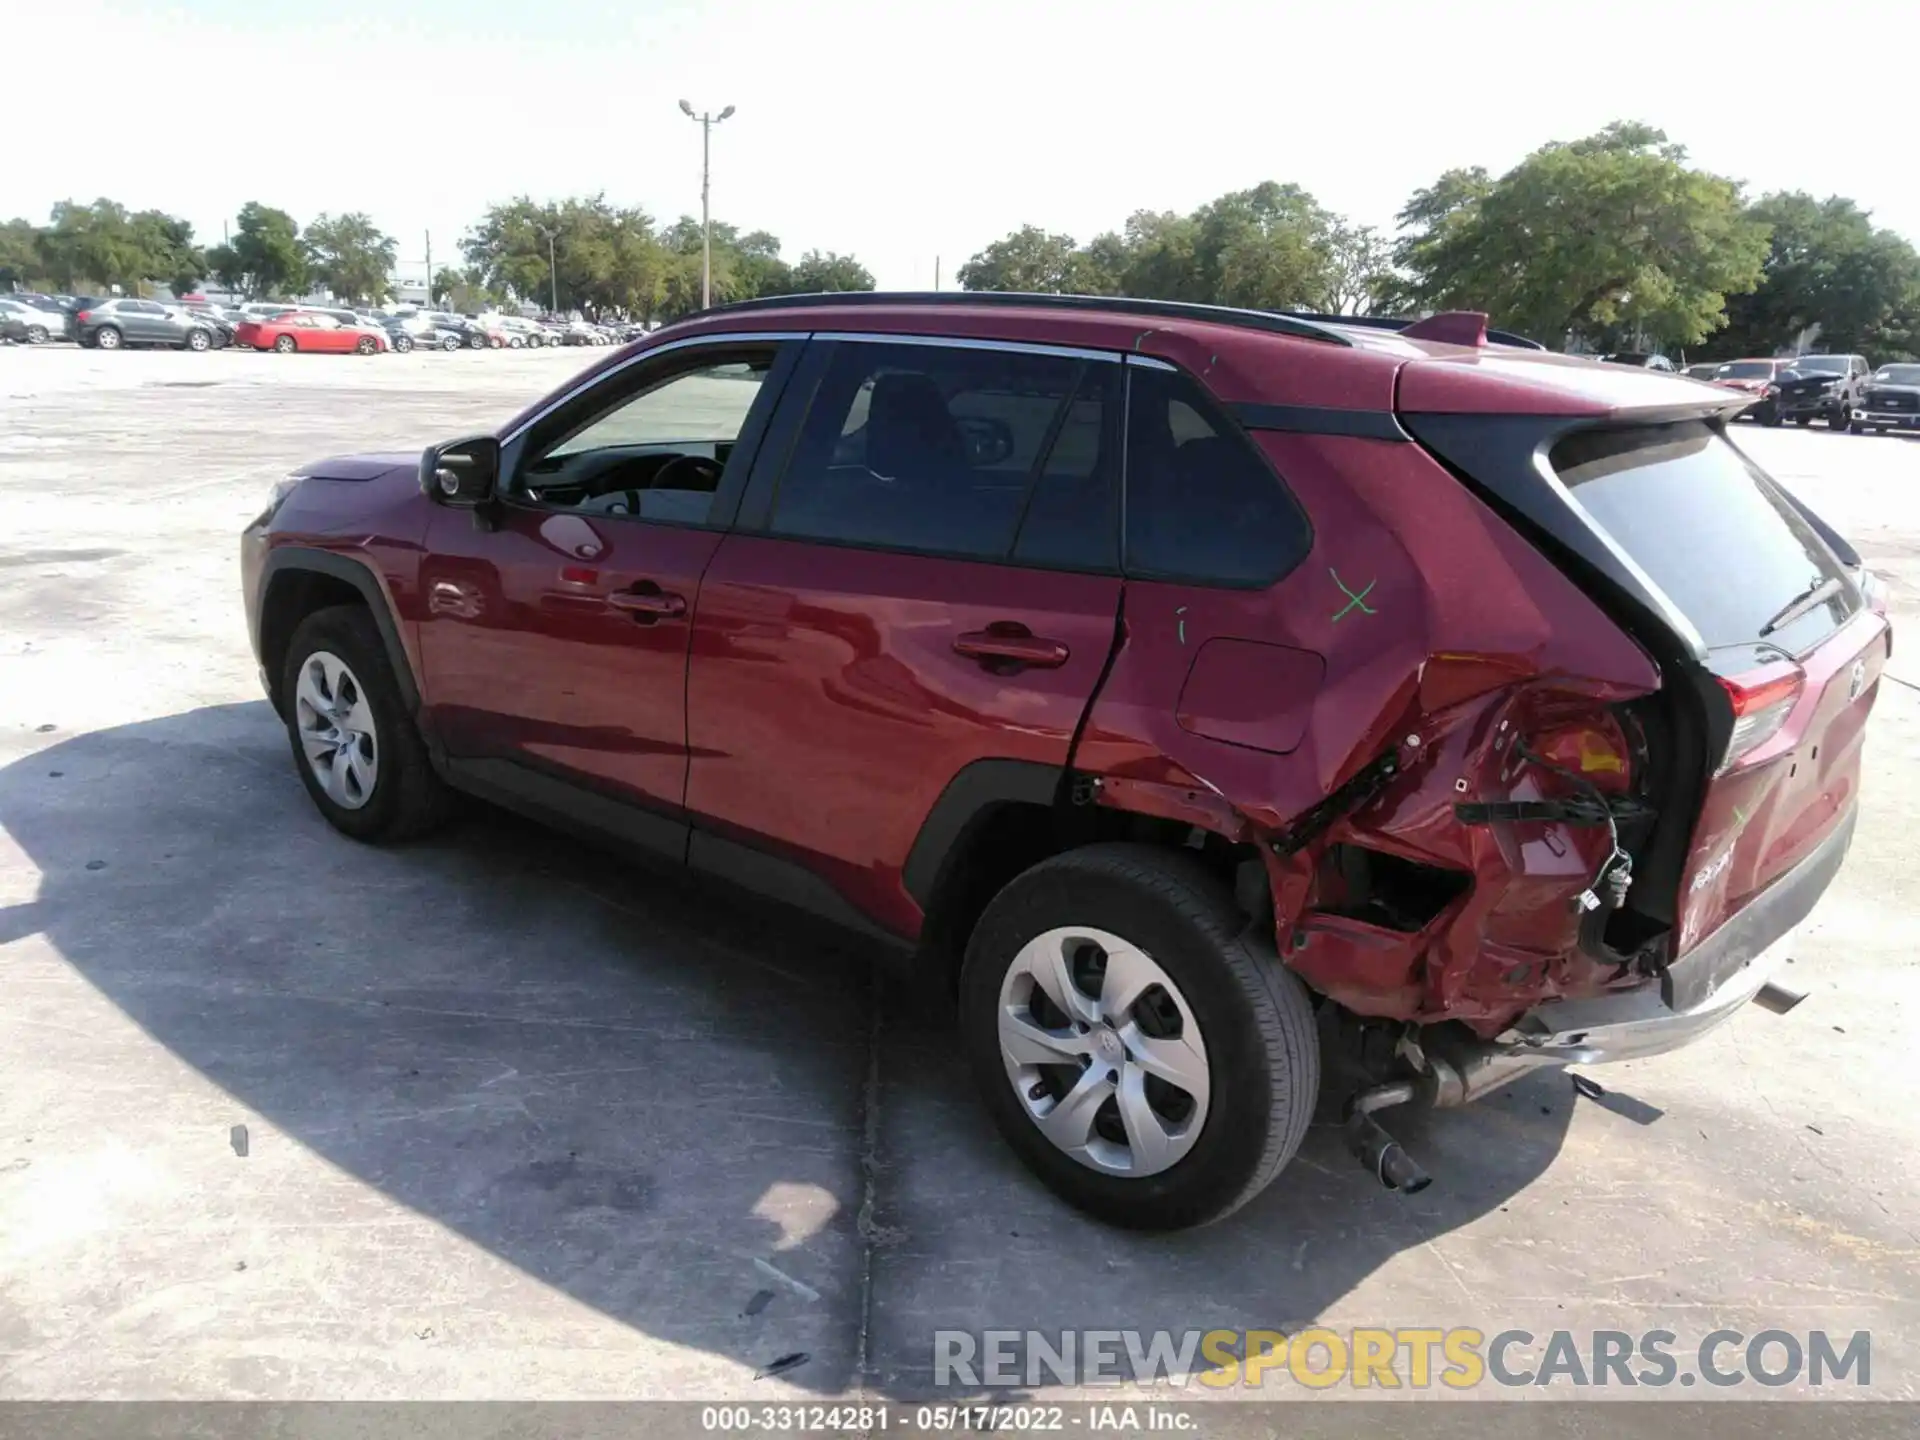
[514,347,779,526]
[767,340,1119,568]
[1873,365,1920,385]
[1122,365,1311,587]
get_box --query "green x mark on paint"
[1330,568,1377,622]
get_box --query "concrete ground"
[1,344,1916,1406]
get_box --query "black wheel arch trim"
[902,757,1067,910]
[258,546,421,714]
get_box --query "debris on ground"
[755,1352,809,1380]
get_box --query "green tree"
[2,217,46,288]
[465,195,668,317]
[1190,182,1337,310]
[227,202,309,299]
[957,226,1086,292]
[1711,193,1920,361]
[430,267,464,307]
[1393,122,1768,349]
[1320,220,1393,315]
[304,212,398,304]
[784,250,876,294]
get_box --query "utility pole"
[934,256,941,292]
[542,228,559,316]
[425,231,432,305]
[678,99,735,310]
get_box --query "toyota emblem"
[1848,659,1867,702]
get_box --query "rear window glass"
[1551,423,1852,657]
[1716,360,1774,379]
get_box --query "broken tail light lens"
[75,310,91,323]
[1716,668,1804,771]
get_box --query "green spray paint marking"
[1330,568,1377,622]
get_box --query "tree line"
[958,121,1920,361]
[0,196,877,320]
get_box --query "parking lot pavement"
[1,348,1917,1402]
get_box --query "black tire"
[356,335,377,355]
[392,333,413,353]
[94,325,123,351]
[1759,404,1781,426]
[440,334,460,351]
[959,843,1319,1230]
[25,324,48,344]
[1830,408,1852,432]
[281,605,453,843]
[467,331,487,349]
[274,333,297,354]
[1795,416,1812,427]
[184,327,210,352]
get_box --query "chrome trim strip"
[1125,354,1178,371]
[500,330,810,444]
[811,331,1122,363]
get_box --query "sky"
[7,0,1916,291]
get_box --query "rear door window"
[1551,422,1854,657]
[767,339,1120,569]
[1122,364,1311,586]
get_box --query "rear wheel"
[184,327,210,352]
[25,324,48,344]
[959,843,1319,1230]
[355,335,377,355]
[440,334,460,351]
[392,333,413,353]
[467,331,487,350]
[273,333,297,354]
[281,606,452,843]
[94,325,123,351]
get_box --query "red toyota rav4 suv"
[241,293,1889,1230]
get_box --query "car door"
[415,335,801,856]
[684,335,1126,938]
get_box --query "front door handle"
[607,583,687,622]
[953,625,1070,670]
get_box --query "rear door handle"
[607,583,688,621]
[953,625,1070,669]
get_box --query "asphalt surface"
[1,345,1916,1407]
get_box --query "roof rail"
[691,290,1354,347]
[1270,309,1548,351]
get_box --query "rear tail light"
[1716,667,1804,771]
[75,310,91,323]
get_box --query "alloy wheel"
[294,650,379,810]
[996,925,1210,1177]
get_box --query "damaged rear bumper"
[1427,803,1856,1102]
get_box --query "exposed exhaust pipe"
[1753,980,1808,1015]
[1344,1081,1432,1194]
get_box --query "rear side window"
[1123,365,1311,586]
[769,340,1120,569]
[1552,423,1852,657]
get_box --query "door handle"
[607,584,687,621]
[953,625,1070,669]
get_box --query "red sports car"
[236,310,389,355]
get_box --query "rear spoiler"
[1272,309,1549,351]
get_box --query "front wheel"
[392,333,413,353]
[467,332,487,350]
[1831,408,1852,432]
[281,606,453,843]
[273,334,297,354]
[959,843,1319,1231]
[25,324,48,344]
[94,325,123,351]
[439,334,460,351]
[185,328,211,352]
[355,335,377,355]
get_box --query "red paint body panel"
[412,505,721,813]
[684,536,1121,938]
[1076,431,1662,1031]
[1676,610,1889,955]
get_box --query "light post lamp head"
[678,99,695,117]
[717,105,735,121]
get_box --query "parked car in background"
[235,309,389,354]
[1852,362,1920,434]
[1770,354,1872,430]
[1599,352,1678,371]
[0,295,70,343]
[240,302,299,323]
[416,311,490,349]
[487,315,550,348]
[167,305,233,348]
[74,297,223,351]
[1711,357,1796,424]
[1684,362,1721,380]
[383,314,468,353]
[243,292,1888,1229]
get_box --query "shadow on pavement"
[0,702,1576,1397]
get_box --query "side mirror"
[956,415,1016,469]
[421,435,500,507]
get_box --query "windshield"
[1552,422,1853,657]
[1872,365,1920,385]
[1716,361,1775,379]
[1788,356,1849,375]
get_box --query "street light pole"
[541,228,559,316]
[679,99,735,311]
